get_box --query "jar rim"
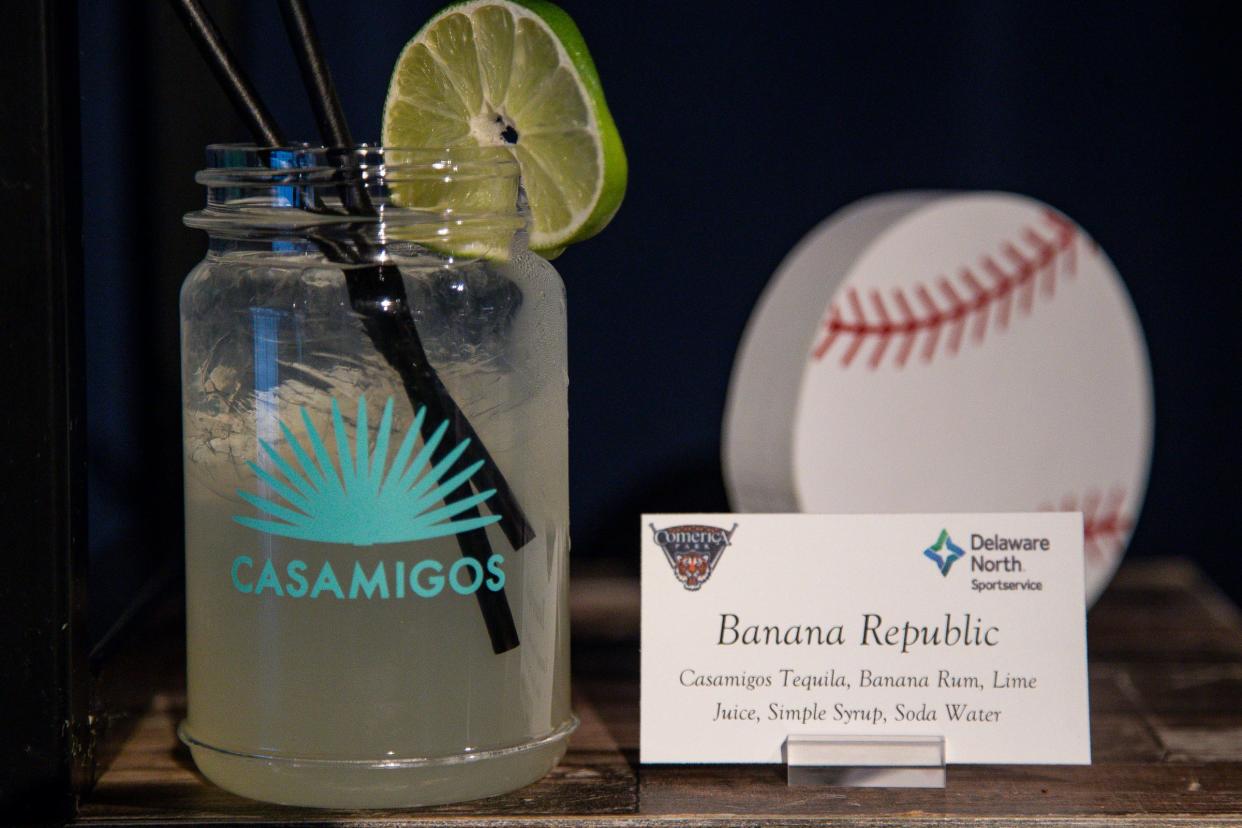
[187,143,526,252]
[197,143,520,188]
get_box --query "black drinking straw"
[274,0,531,655]
[277,1,351,148]
[172,0,525,653]
[169,0,282,148]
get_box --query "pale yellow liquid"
[180,254,571,807]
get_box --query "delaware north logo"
[651,523,738,590]
[923,529,965,576]
[234,395,501,545]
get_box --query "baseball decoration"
[723,192,1153,605]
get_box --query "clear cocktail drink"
[179,146,572,808]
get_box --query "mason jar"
[178,145,572,808]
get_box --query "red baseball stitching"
[1039,487,1132,566]
[812,210,1080,368]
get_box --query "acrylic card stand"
[785,734,946,788]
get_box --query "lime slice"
[382,0,627,255]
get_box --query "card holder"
[784,734,946,788]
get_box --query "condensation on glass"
[178,145,572,808]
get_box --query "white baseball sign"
[723,192,1153,604]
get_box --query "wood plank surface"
[72,558,1242,826]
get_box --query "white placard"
[641,513,1090,765]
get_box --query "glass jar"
[178,145,572,808]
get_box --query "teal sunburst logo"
[234,395,501,545]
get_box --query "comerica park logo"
[923,529,965,576]
[651,523,738,590]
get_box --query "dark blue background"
[80,1,1240,637]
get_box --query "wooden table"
[73,559,1242,826]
